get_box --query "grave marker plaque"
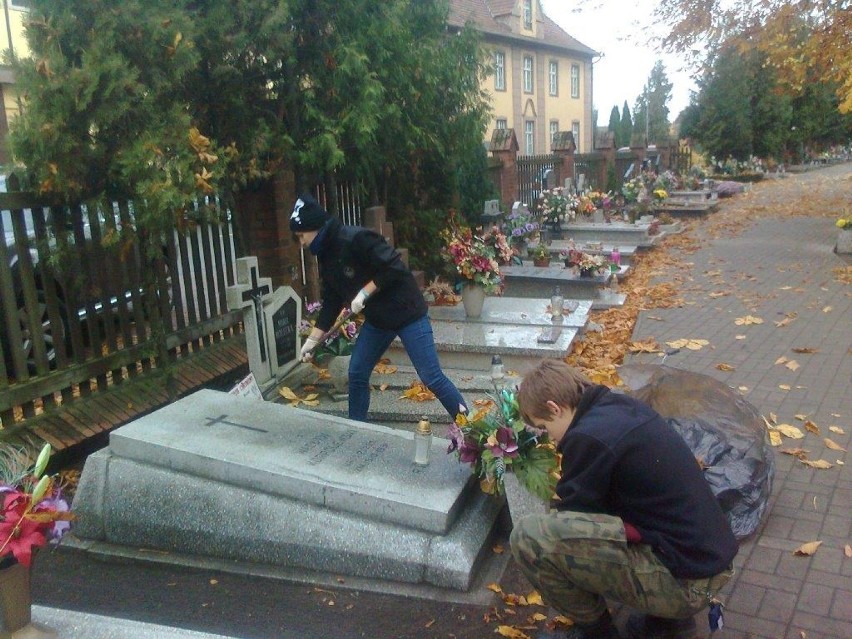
[262,286,301,378]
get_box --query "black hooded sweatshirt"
[555,385,738,579]
[313,218,427,332]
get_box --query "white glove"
[300,338,319,362]
[350,289,369,314]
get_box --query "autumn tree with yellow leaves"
[654,0,852,113]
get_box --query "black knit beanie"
[289,193,331,232]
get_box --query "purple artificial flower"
[512,228,523,237]
[342,321,357,340]
[306,301,322,314]
[37,496,71,541]
[486,427,519,458]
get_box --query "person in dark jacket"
[511,360,738,639]
[290,193,467,422]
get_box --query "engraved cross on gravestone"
[227,256,274,387]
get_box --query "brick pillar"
[489,128,519,208]
[552,131,577,187]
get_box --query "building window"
[572,121,580,152]
[523,0,533,30]
[550,121,559,146]
[525,121,535,155]
[496,118,507,130]
[494,51,506,91]
[523,56,533,93]
[571,64,580,98]
[549,61,558,96]
[10,0,30,8]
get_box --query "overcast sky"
[541,0,698,126]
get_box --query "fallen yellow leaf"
[785,360,800,371]
[800,459,833,469]
[279,386,300,401]
[495,626,531,639]
[734,315,764,325]
[829,426,845,434]
[526,591,544,606]
[804,420,819,434]
[769,412,778,423]
[715,363,735,371]
[487,583,503,593]
[768,431,782,446]
[776,424,805,439]
[738,386,749,393]
[492,543,504,554]
[794,541,823,556]
[792,347,818,354]
[775,356,789,365]
[824,438,846,452]
[531,612,548,622]
[780,447,809,459]
[735,335,746,340]
[779,384,791,390]
[822,306,832,313]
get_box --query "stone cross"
[226,256,274,387]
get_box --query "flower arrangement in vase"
[1,444,73,568]
[529,243,551,266]
[447,389,559,500]
[300,301,359,365]
[575,193,597,217]
[535,187,577,227]
[501,209,539,251]
[562,249,612,276]
[440,213,505,294]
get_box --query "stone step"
[292,363,521,432]
[656,201,719,218]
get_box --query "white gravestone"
[226,256,273,387]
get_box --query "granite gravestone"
[262,286,301,378]
[72,390,502,590]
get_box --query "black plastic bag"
[619,364,775,539]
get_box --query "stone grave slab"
[500,264,629,308]
[552,222,661,247]
[538,241,638,264]
[72,390,501,590]
[384,296,591,371]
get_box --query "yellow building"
[0,0,30,166]
[448,0,597,154]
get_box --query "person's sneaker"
[537,611,621,639]
[625,613,698,639]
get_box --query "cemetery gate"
[517,154,563,206]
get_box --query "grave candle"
[610,247,621,266]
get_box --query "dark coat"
[555,385,739,579]
[313,218,427,332]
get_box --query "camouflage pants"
[510,510,733,624]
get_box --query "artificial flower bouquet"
[652,188,669,202]
[1,444,73,568]
[440,213,505,294]
[529,243,551,261]
[836,217,852,229]
[447,389,558,500]
[535,187,577,225]
[501,209,539,245]
[621,176,646,204]
[300,301,359,364]
[575,193,597,217]
[585,190,613,210]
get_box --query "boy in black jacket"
[291,193,466,422]
[512,360,738,639]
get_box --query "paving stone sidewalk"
[625,163,851,639]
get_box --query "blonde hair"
[517,360,592,424]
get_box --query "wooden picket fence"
[0,189,244,438]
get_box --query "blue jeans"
[348,315,467,422]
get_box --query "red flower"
[0,492,47,567]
